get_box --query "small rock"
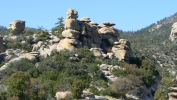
[100,64,108,70]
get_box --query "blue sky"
[1,0,177,31]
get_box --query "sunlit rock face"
[112,39,132,61]
[57,8,81,51]
[169,22,177,42]
[9,20,25,34]
[57,8,132,61]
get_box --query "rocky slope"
[120,12,177,100]
[0,8,177,100]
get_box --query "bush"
[90,86,100,95]
[4,71,30,99]
[70,79,84,99]
[140,59,157,87]
[154,77,174,100]
[110,78,132,98]
[112,68,127,78]
[0,58,35,81]
[100,87,112,96]
[35,30,49,41]
[91,80,108,88]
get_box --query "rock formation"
[169,22,177,42]
[9,20,25,34]
[112,39,132,61]
[57,8,81,51]
[168,87,177,100]
[98,22,119,52]
[57,8,132,61]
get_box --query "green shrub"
[140,59,157,87]
[100,87,112,96]
[35,30,49,41]
[112,68,127,78]
[90,86,100,95]
[70,79,84,99]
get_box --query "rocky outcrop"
[98,22,119,39]
[169,22,177,42]
[168,87,177,100]
[99,64,120,81]
[56,8,132,61]
[55,91,95,100]
[112,39,132,61]
[57,8,81,50]
[9,20,25,34]
[55,91,71,100]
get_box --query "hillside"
[0,10,177,100]
[120,11,177,73]
[120,12,177,99]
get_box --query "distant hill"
[120,12,177,77]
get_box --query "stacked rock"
[112,39,132,61]
[79,17,92,47]
[9,20,25,34]
[57,8,81,51]
[89,22,102,48]
[98,22,119,41]
[98,22,119,52]
[57,8,132,61]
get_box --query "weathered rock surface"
[98,27,119,37]
[90,48,103,57]
[57,9,132,61]
[80,17,91,22]
[55,91,71,100]
[169,22,177,42]
[112,39,132,61]
[168,87,177,100]
[62,29,80,39]
[57,38,76,51]
[65,19,80,31]
[66,8,78,19]
[24,53,36,62]
[9,20,25,34]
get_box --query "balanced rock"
[9,20,25,34]
[80,17,91,22]
[169,22,177,42]
[57,8,131,62]
[89,22,99,26]
[66,8,78,19]
[103,22,115,26]
[98,27,119,37]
